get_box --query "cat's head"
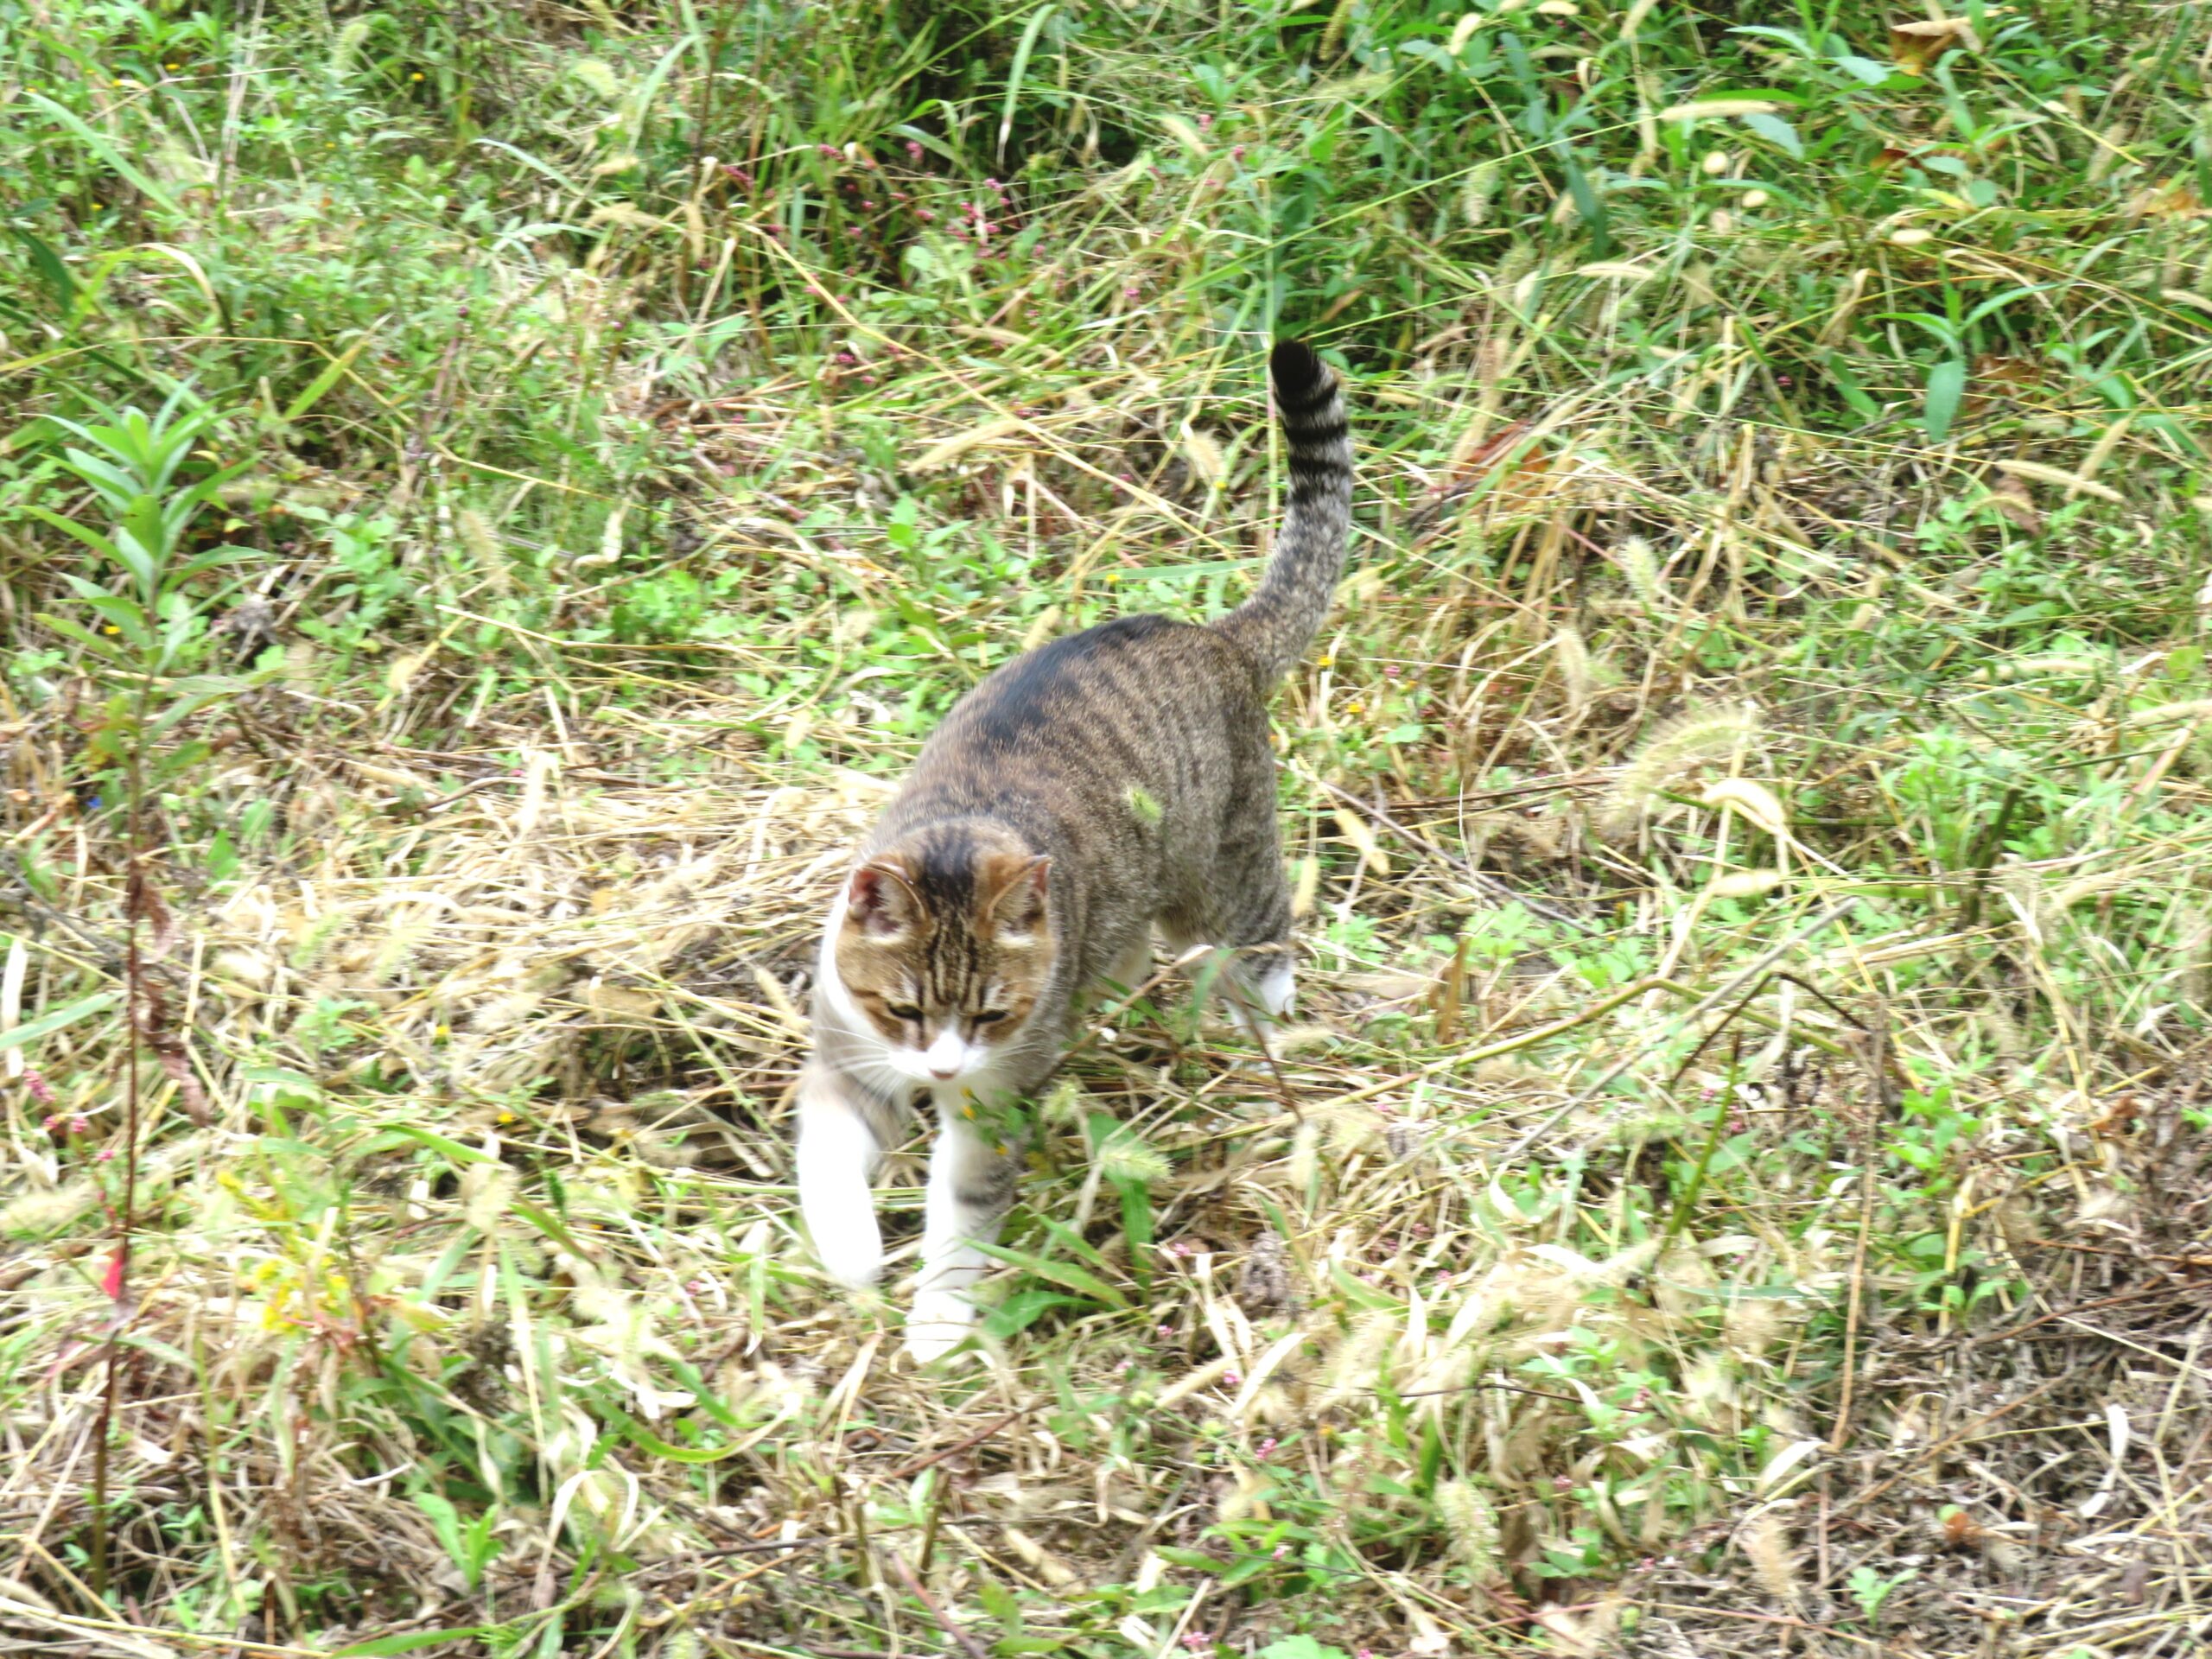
[831,827,1055,1083]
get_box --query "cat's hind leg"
[1165,880,1297,1051]
[1100,928,1154,1002]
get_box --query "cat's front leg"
[795,1059,893,1290]
[905,1095,1020,1363]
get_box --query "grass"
[3,0,2212,1654]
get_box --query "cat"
[794,340,1353,1362]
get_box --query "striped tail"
[1213,340,1353,684]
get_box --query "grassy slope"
[3,0,2212,1654]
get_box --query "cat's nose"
[928,1064,957,1079]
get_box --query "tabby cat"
[795,340,1353,1361]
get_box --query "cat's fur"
[795,340,1353,1361]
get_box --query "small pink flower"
[1155,1323,1174,1338]
[1256,1437,1277,1458]
[1221,1370,1241,1388]
[1182,1636,1211,1653]
[97,1145,117,1162]
[1271,1543,1290,1560]
[817,143,840,157]
[918,209,934,221]
[859,200,874,209]
[1231,144,1247,162]
[984,177,1001,190]
[23,1069,55,1106]
[906,139,924,159]
[1198,113,1213,130]
[1122,283,1140,300]
[71,1115,90,1135]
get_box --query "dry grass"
[5,6,2212,1649]
[5,385,2210,1653]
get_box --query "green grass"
[4,1,2212,1655]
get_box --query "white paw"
[903,1287,980,1364]
[808,1206,885,1288]
[819,1235,885,1290]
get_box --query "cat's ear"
[847,858,918,938]
[980,853,1050,939]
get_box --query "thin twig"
[1496,899,1861,1166]
[1830,1002,1892,1452]
[878,1410,1021,1482]
[888,1552,991,1659]
[1306,773,1577,923]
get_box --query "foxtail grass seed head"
[1602,702,1762,833]
[1739,1512,1802,1605]
[1435,1478,1502,1578]
[1095,1126,1169,1185]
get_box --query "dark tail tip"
[1269,339,1332,409]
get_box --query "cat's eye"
[887,1004,924,1022]
[971,1010,1008,1026]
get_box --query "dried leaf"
[1331,807,1389,875]
[1657,98,1780,120]
[1697,778,1790,840]
[126,867,177,962]
[1891,17,1978,74]
[1992,458,2125,504]
[912,416,1024,473]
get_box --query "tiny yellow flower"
[1318,654,1334,666]
[167,62,181,71]
[411,71,424,80]
[1347,699,1365,714]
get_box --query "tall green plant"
[19,394,261,1599]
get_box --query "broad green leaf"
[0,988,120,1053]
[1923,359,1967,442]
[1743,112,1802,157]
[25,95,181,215]
[973,1239,1129,1307]
[999,5,1058,161]
[373,1124,497,1165]
[285,336,372,423]
[330,1629,489,1657]
[982,1288,1082,1338]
